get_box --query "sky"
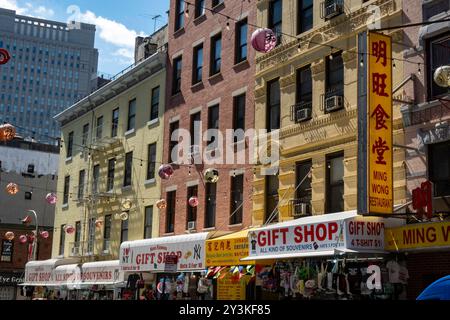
[0,0,170,75]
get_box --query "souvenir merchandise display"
[256,256,409,300]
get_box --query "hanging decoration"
[156,199,167,209]
[19,235,28,244]
[121,199,133,210]
[21,216,32,225]
[40,231,49,239]
[0,48,11,65]
[188,196,199,208]
[251,28,277,53]
[0,123,16,142]
[119,212,129,221]
[204,168,219,183]
[158,164,174,180]
[5,183,19,195]
[45,193,58,205]
[114,213,121,221]
[95,219,103,228]
[64,225,75,234]
[27,234,35,244]
[4,231,15,241]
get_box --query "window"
[427,34,450,99]
[78,170,85,199]
[96,116,103,139]
[267,79,281,131]
[82,123,89,146]
[326,152,344,214]
[87,217,96,253]
[92,164,100,194]
[1,239,13,262]
[269,0,283,44]
[111,108,119,137]
[190,112,201,146]
[428,141,450,196]
[59,224,66,255]
[120,218,129,243]
[207,104,219,149]
[298,0,313,34]
[195,0,205,18]
[293,160,312,216]
[325,52,344,97]
[212,0,223,7]
[175,0,185,31]
[169,121,179,163]
[193,44,203,84]
[147,143,157,180]
[172,56,182,94]
[265,175,279,223]
[150,86,160,121]
[166,191,176,233]
[66,131,73,158]
[230,174,244,225]
[187,185,198,228]
[205,182,217,228]
[144,206,153,239]
[236,19,248,63]
[63,176,70,205]
[233,94,246,135]
[123,152,133,187]
[127,99,136,131]
[297,65,312,104]
[103,215,112,251]
[210,33,222,75]
[107,158,115,192]
[75,221,81,246]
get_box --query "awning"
[242,211,404,262]
[385,221,450,252]
[20,258,80,287]
[80,260,125,288]
[120,232,227,272]
[206,229,257,267]
[53,264,82,289]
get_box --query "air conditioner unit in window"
[322,0,344,20]
[71,246,80,256]
[187,221,196,231]
[325,95,344,113]
[293,203,311,218]
[295,108,312,123]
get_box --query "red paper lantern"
[19,235,27,244]
[4,232,15,241]
[156,199,167,209]
[64,225,75,234]
[40,231,49,239]
[95,219,103,228]
[27,234,35,243]
[0,123,16,142]
[251,28,277,53]
[22,215,32,225]
[188,196,199,208]
[45,193,57,205]
[158,164,174,180]
[0,48,11,65]
[5,183,19,195]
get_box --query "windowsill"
[171,91,182,98]
[191,81,203,90]
[122,185,132,192]
[203,227,216,231]
[233,59,249,69]
[144,178,156,186]
[228,223,243,228]
[62,203,69,209]
[173,27,185,38]
[193,14,207,24]
[208,72,222,81]
[65,157,72,163]
[56,255,64,259]
[211,2,225,13]
[147,118,159,128]
[164,232,175,236]
[124,128,135,137]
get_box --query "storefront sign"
[206,232,255,266]
[24,264,53,285]
[385,222,450,251]
[53,265,81,286]
[120,233,208,272]
[1,240,13,262]
[164,254,178,272]
[80,261,123,286]
[358,31,393,215]
[0,273,23,286]
[217,274,246,300]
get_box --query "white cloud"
[0,1,54,18]
[0,0,29,14]
[34,5,54,18]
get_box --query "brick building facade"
[161,0,256,236]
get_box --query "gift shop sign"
[24,265,52,284]
[248,217,386,258]
[120,240,205,272]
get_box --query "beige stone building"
[51,48,166,261]
[252,0,407,225]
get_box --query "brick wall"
[161,0,256,236]
[405,252,450,299]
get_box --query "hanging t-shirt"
[344,262,362,294]
[126,274,141,290]
[386,260,408,284]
